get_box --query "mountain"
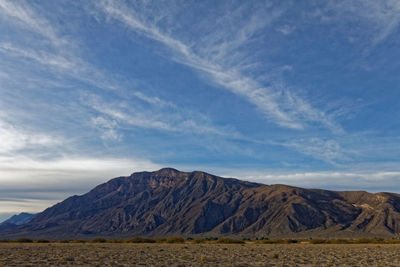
[1,168,400,239]
[0,212,37,232]
[0,212,37,226]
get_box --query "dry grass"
[0,242,400,266]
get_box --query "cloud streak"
[0,116,63,154]
[236,170,400,192]
[281,137,350,166]
[0,0,67,47]
[314,0,400,52]
[0,156,161,214]
[98,0,342,132]
[0,1,235,143]
[83,92,239,137]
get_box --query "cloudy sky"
[1,0,400,222]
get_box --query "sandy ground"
[1,243,400,266]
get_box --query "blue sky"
[1,0,400,221]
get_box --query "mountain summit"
[2,168,400,239]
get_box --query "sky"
[1,0,400,222]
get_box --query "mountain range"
[1,168,400,239]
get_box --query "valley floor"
[1,243,400,266]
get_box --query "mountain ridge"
[1,168,400,239]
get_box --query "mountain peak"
[153,167,181,175]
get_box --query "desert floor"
[1,243,400,266]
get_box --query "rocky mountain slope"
[2,168,400,238]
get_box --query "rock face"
[2,168,400,238]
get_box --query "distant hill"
[1,212,36,226]
[0,212,37,232]
[1,168,400,239]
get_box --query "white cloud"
[0,0,67,47]
[281,137,349,165]
[0,199,54,215]
[132,91,176,108]
[276,25,296,35]
[315,0,400,51]
[83,92,239,137]
[0,117,62,154]
[235,170,400,192]
[0,1,232,143]
[0,42,76,70]
[0,156,159,188]
[98,0,341,132]
[0,156,161,214]
[349,0,400,47]
[91,116,121,141]
[0,111,162,214]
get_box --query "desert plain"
[1,242,400,266]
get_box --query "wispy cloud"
[281,137,350,166]
[235,170,400,192]
[276,25,296,35]
[0,42,76,70]
[98,0,341,132]
[0,116,63,154]
[314,0,400,51]
[91,116,121,141]
[0,155,161,214]
[131,91,176,108]
[0,1,234,143]
[0,110,161,214]
[0,0,67,47]
[349,0,400,48]
[83,92,239,137]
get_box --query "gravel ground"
[1,243,400,266]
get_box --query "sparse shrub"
[356,238,375,244]
[353,238,384,244]
[257,238,299,244]
[166,237,185,243]
[258,239,278,244]
[91,238,107,243]
[192,238,206,243]
[186,237,193,240]
[64,257,75,262]
[109,239,123,243]
[217,238,245,244]
[36,239,50,243]
[72,239,86,243]
[386,239,400,244]
[333,239,351,244]
[309,239,327,244]
[126,237,155,243]
[58,240,70,243]
[16,238,33,243]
